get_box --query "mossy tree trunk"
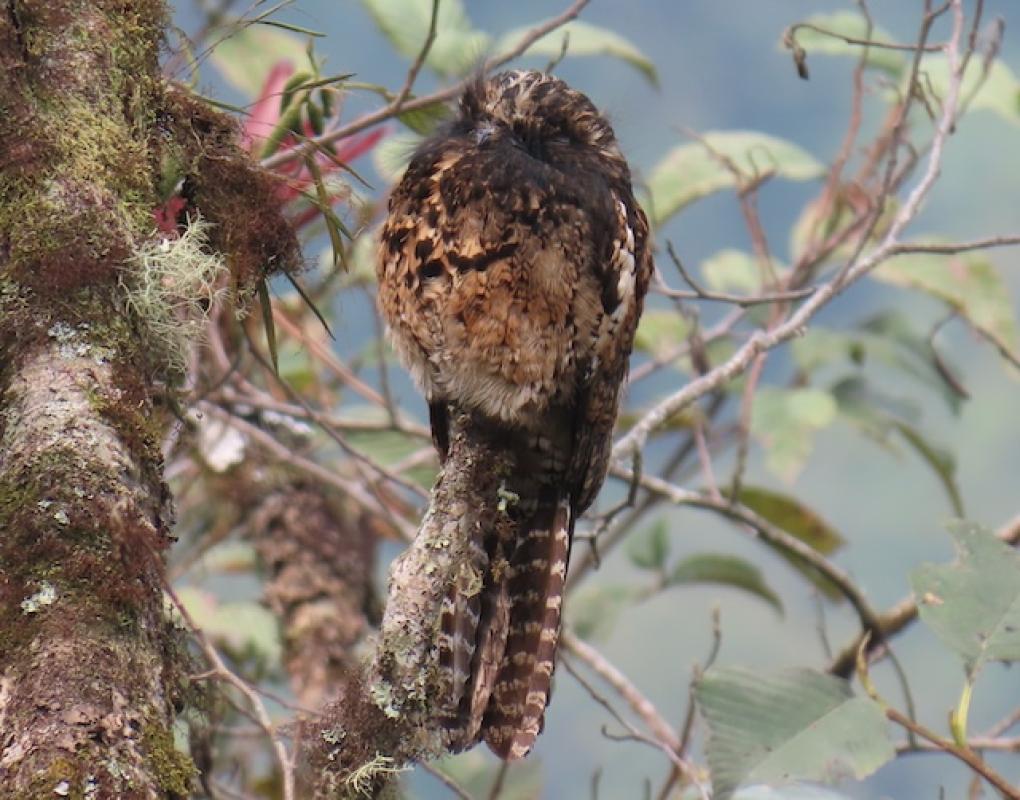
[0,2,189,797]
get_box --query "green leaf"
[732,486,845,600]
[175,588,282,667]
[667,554,783,614]
[373,131,423,183]
[890,420,963,516]
[792,314,965,415]
[358,0,491,77]
[783,11,905,77]
[696,667,895,800]
[831,376,963,516]
[911,521,1020,677]
[735,487,844,555]
[701,249,763,295]
[751,388,837,481]
[633,309,690,360]
[646,131,824,227]
[627,522,671,570]
[398,100,452,135]
[189,541,258,574]
[209,25,309,97]
[916,55,1020,125]
[568,584,634,642]
[875,250,1020,367]
[733,783,857,800]
[494,20,658,85]
[257,280,279,374]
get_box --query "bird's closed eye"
[419,260,444,281]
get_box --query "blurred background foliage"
[165,1,1020,797]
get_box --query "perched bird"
[377,70,652,759]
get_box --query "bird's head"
[453,70,628,180]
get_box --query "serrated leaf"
[359,0,490,77]
[912,521,1020,677]
[875,250,1020,366]
[646,131,824,226]
[732,485,845,600]
[494,20,658,85]
[751,388,837,481]
[627,522,671,570]
[916,55,1020,125]
[633,309,690,360]
[667,553,782,614]
[696,667,895,800]
[568,584,634,642]
[784,11,905,77]
[209,25,309,97]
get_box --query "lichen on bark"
[0,1,300,797]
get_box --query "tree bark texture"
[300,410,516,797]
[0,2,193,798]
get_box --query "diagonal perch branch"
[371,409,513,731]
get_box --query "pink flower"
[155,59,384,234]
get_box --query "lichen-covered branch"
[0,1,301,797]
[252,485,379,709]
[301,410,515,797]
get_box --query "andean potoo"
[377,70,652,759]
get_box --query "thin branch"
[419,761,474,800]
[262,0,592,171]
[197,400,418,539]
[659,241,815,306]
[619,468,884,636]
[561,631,680,750]
[829,512,1020,677]
[560,656,708,799]
[614,0,969,461]
[392,0,440,111]
[888,234,1020,255]
[166,582,295,800]
[885,706,1020,799]
[786,23,943,54]
[487,762,510,800]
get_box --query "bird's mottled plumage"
[377,70,652,759]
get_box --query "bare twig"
[197,400,418,539]
[561,631,680,750]
[392,0,441,111]
[618,468,884,637]
[885,706,1020,799]
[829,512,1020,677]
[166,582,295,800]
[419,761,474,800]
[262,0,592,171]
[614,0,969,462]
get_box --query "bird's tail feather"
[481,493,572,759]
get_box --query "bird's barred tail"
[481,494,572,759]
[436,526,488,737]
